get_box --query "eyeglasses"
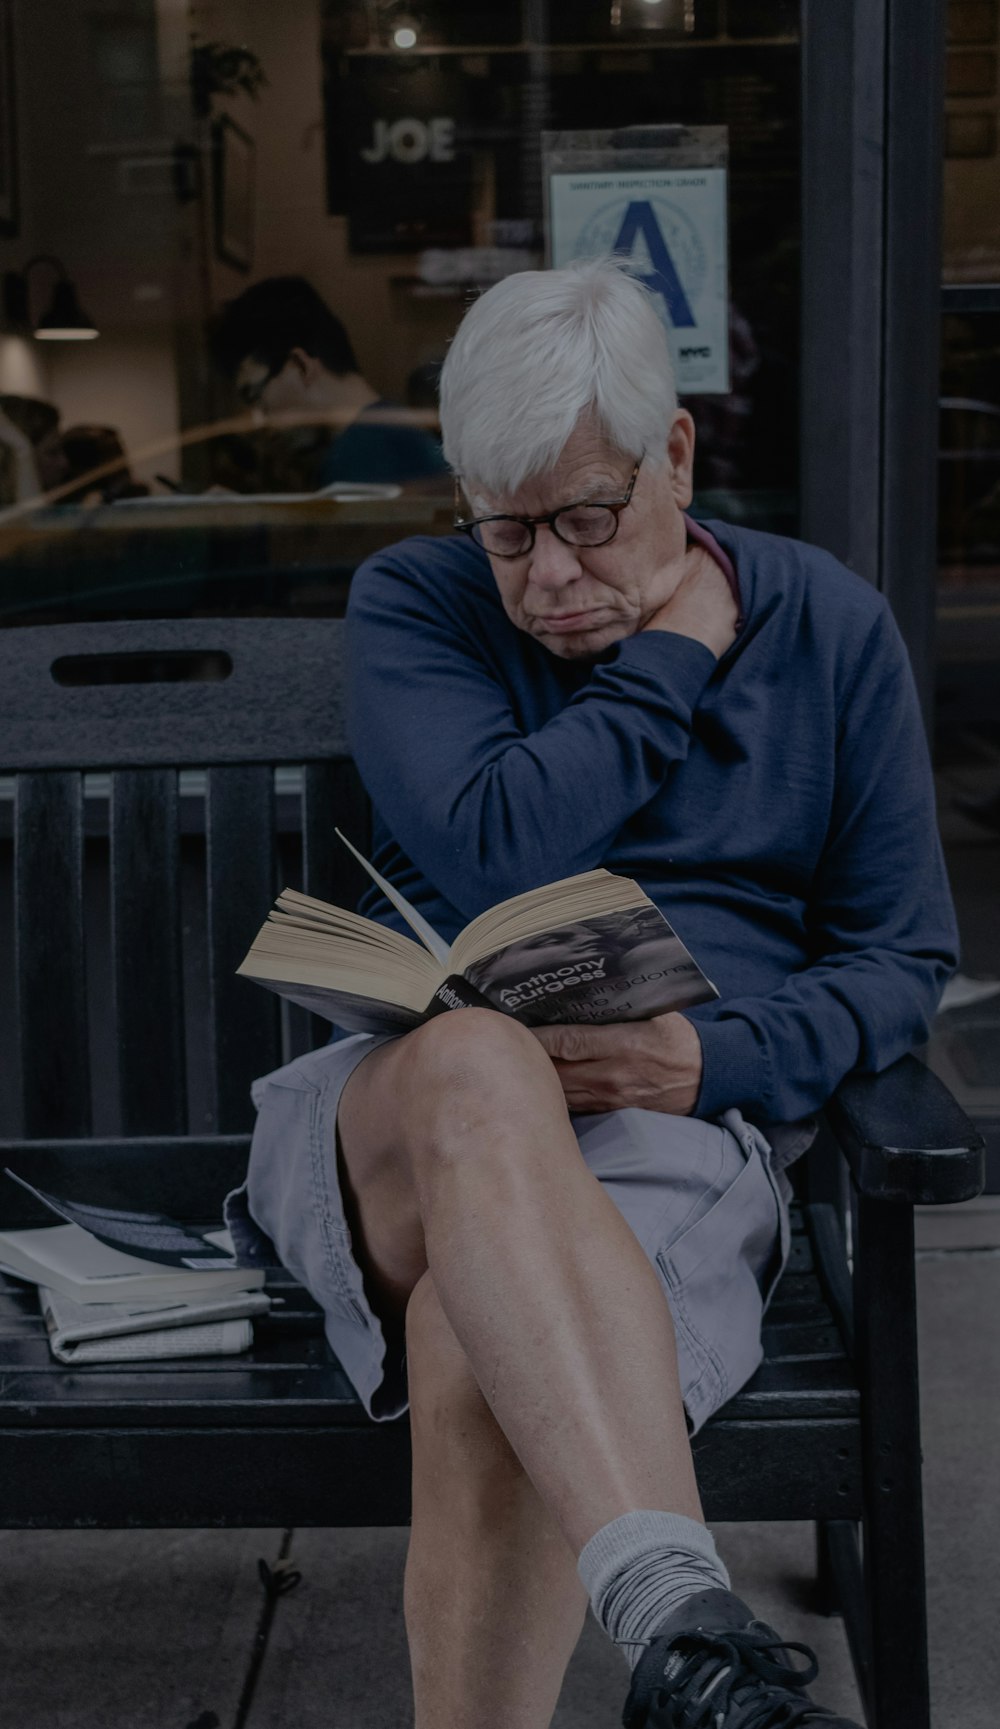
[454,457,643,558]
[236,361,282,408]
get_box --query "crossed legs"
[336,1009,702,1728]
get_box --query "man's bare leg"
[402,1270,591,1728]
[336,1010,703,1725]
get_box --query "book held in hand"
[237,831,718,1035]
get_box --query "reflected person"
[211,275,449,489]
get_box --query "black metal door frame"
[800,0,948,737]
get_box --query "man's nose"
[526,524,583,588]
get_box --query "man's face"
[235,354,308,416]
[468,414,696,660]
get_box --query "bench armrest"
[824,1053,985,1204]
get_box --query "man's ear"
[288,346,319,383]
[665,410,696,508]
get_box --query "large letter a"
[612,201,696,327]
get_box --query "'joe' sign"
[339,57,473,251]
[360,116,456,164]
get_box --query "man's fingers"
[532,1022,623,1060]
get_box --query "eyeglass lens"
[239,364,279,407]
[473,505,619,556]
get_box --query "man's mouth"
[533,610,603,633]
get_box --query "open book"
[238,832,718,1035]
[0,1169,266,1303]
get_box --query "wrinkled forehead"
[468,444,631,516]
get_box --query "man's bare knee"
[398,1009,567,1143]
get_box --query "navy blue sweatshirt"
[344,520,959,1127]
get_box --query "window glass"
[930,0,1000,1132]
[0,0,800,626]
[944,0,1000,281]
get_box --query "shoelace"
[627,1623,824,1729]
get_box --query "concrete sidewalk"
[1,1197,997,1728]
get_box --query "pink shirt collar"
[683,513,744,632]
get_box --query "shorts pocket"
[245,1067,365,1324]
[656,1128,782,1425]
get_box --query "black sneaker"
[621,1588,863,1728]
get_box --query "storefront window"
[0,0,800,625]
[930,0,1000,1132]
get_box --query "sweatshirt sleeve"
[346,547,718,920]
[686,603,960,1122]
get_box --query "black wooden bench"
[0,618,984,1729]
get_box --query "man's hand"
[642,548,739,661]
[532,1012,704,1117]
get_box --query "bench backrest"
[0,619,369,1159]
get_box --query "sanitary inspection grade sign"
[548,166,729,395]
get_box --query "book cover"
[463,904,714,1026]
[3,1168,242,1268]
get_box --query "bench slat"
[0,620,351,770]
[206,767,280,1131]
[301,759,373,1048]
[0,1136,252,1226]
[15,773,92,1137]
[0,1334,857,1426]
[0,1416,864,1530]
[111,770,187,1134]
[302,761,371,906]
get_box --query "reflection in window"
[0,0,800,625]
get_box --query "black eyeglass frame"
[236,358,285,408]
[454,456,643,557]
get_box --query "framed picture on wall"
[212,114,254,271]
[0,0,19,238]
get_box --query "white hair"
[439,256,677,498]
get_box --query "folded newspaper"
[39,1286,272,1364]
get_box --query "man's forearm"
[351,626,719,921]
[687,942,956,1122]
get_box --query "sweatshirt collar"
[683,511,746,634]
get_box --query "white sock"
[577,1509,731,1670]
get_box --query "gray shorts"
[224,1033,792,1436]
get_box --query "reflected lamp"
[2,256,99,342]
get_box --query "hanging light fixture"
[2,255,99,342]
[610,0,696,30]
[391,14,419,50]
[34,276,99,341]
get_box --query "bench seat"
[0,1208,862,1530]
[0,617,984,1725]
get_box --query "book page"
[335,829,450,964]
[237,971,426,1034]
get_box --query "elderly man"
[227,259,957,1727]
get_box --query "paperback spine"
[423,975,504,1018]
